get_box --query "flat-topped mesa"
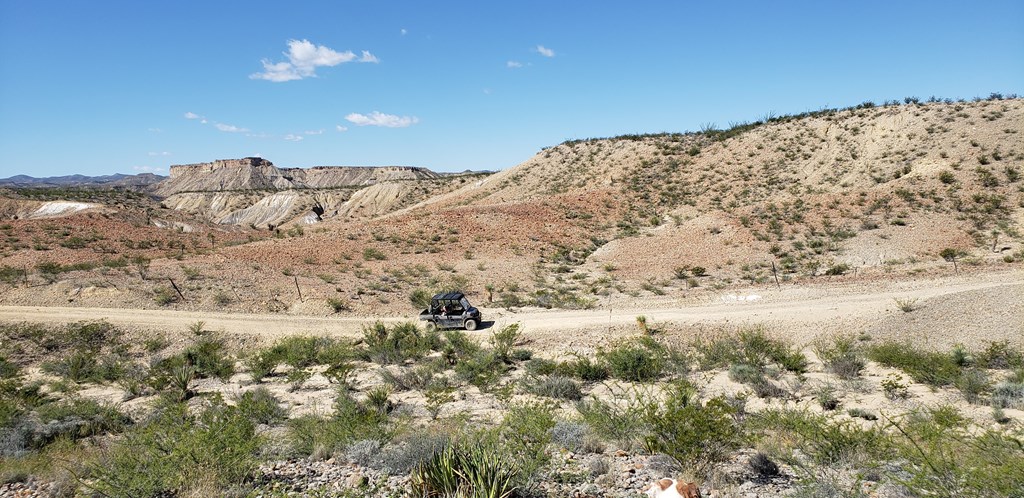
[167,157,276,179]
[155,158,439,197]
[284,165,439,188]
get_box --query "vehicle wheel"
[464,319,478,331]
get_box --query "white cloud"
[507,60,523,68]
[184,112,202,120]
[215,123,249,133]
[250,39,377,82]
[304,129,324,135]
[345,111,419,128]
[147,127,162,133]
[536,45,555,57]
[200,119,208,124]
[147,151,171,157]
[133,165,166,174]
[359,50,379,63]
[336,125,348,132]
[400,28,407,36]
[284,134,304,142]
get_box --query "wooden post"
[771,260,781,290]
[294,276,303,302]
[168,278,185,302]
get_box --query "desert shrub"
[526,376,583,401]
[696,328,805,373]
[89,400,260,497]
[748,452,779,478]
[243,350,278,384]
[600,336,665,382]
[576,386,658,448]
[0,266,26,286]
[362,247,387,261]
[990,378,1024,409]
[345,439,383,467]
[888,406,1024,496]
[288,387,392,457]
[954,369,991,404]
[378,430,450,475]
[362,321,437,365]
[814,384,840,410]
[380,363,441,392]
[409,288,432,309]
[498,401,556,482]
[750,408,885,466]
[867,342,960,387]
[567,355,609,382]
[976,341,1024,369]
[728,363,762,384]
[644,381,744,474]
[183,336,235,381]
[815,335,865,379]
[490,324,521,364]
[29,397,129,448]
[524,357,558,376]
[550,421,590,452]
[455,351,506,390]
[441,329,481,365]
[326,297,350,312]
[153,286,178,306]
[235,387,286,425]
[42,350,99,383]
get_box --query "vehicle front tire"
[464,319,478,331]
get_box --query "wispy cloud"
[251,39,378,82]
[215,123,249,133]
[133,165,166,174]
[336,125,348,132]
[400,28,408,36]
[507,60,523,68]
[147,127,162,133]
[345,111,419,128]
[147,151,171,157]
[536,45,555,57]
[283,134,304,142]
[184,112,203,120]
[304,129,324,135]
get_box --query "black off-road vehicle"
[418,291,482,330]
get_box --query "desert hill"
[0,97,1021,316]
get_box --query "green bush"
[90,400,261,497]
[288,387,392,456]
[183,336,235,381]
[888,406,1024,496]
[567,355,609,382]
[576,386,658,449]
[526,376,583,401]
[976,341,1024,369]
[815,335,865,379]
[644,382,744,474]
[600,336,665,382]
[868,342,960,387]
[235,387,287,425]
[750,408,885,466]
[362,321,437,365]
[490,324,521,364]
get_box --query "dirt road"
[1,272,1019,351]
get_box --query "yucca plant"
[170,364,196,401]
[411,441,519,498]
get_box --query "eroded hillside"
[1,98,1021,315]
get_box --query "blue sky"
[1,1,1021,177]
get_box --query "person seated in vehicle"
[440,304,448,315]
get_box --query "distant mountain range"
[0,173,166,189]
